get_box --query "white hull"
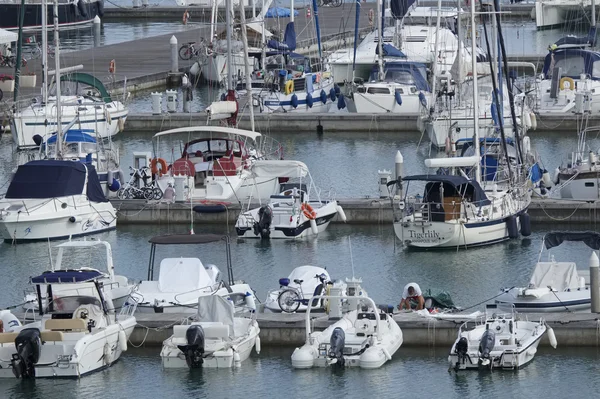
[252,78,336,114]
[0,316,136,378]
[202,53,247,83]
[0,198,116,242]
[496,289,591,313]
[346,88,429,116]
[426,115,516,148]
[11,98,128,148]
[558,171,600,201]
[535,0,591,29]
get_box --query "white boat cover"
[158,258,214,293]
[250,160,309,178]
[527,262,580,297]
[0,28,18,45]
[197,295,235,338]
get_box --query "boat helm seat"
[294,279,304,284]
[173,322,230,341]
[44,318,87,332]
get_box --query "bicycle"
[178,38,205,60]
[277,273,330,313]
[0,50,27,67]
[25,43,55,60]
[116,166,162,200]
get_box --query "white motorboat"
[496,231,600,312]
[291,279,401,369]
[11,71,128,149]
[448,304,555,371]
[264,266,330,312]
[235,172,347,239]
[160,295,260,368]
[0,160,117,242]
[0,269,137,378]
[131,234,257,314]
[151,126,301,203]
[23,239,134,313]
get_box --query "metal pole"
[42,0,48,105]
[456,0,462,105]
[470,0,481,183]
[225,0,233,90]
[12,0,27,104]
[240,0,255,131]
[53,0,63,158]
[590,252,600,313]
[376,0,384,81]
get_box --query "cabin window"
[367,87,390,94]
[593,61,600,78]
[585,182,595,187]
[554,56,585,77]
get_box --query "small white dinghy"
[496,232,600,312]
[0,270,137,378]
[161,296,260,368]
[448,304,556,371]
[291,279,402,369]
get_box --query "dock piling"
[590,252,600,313]
[170,35,178,74]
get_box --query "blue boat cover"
[267,21,296,52]
[46,130,97,144]
[31,269,104,284]
[544,231,600,250]
[550,26,597,50]
[402,174,491,206]
[390,0,416,19]
[265,7,299,18]
[369,62,430,91]
[542,48,600,80]
[6,160,87,199]
[86,164,109,203]
[375,43,406,58]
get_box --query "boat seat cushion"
[173,322,230,340]
[45,318,87,332]
[41,331,64,342]
[0,332,19,344]
[158,258,213,293]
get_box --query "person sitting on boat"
[398,283,425,311]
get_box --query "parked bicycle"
[277,273,330,313]
[178,39,205,60]
[116,166,163,200]
[25,43,55,60]
[0,52,27,68]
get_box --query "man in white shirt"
[398,282,425,310]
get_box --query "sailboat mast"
[239,0,255,131]
[430,0,442,104]
[53,0,62,158]
[376,0,384,80]
[470,0,481,183]
[456,0,462,105]
[593,0,596,26]
[42,0,48,105]
[225,0,233,91]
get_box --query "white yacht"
[160,296,260,368]
[0,269,136,378]
[0,160,117,242]
[131,234,257,314]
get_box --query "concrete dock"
[114,197,600,225]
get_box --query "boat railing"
[399,196,465,223]
[172,283,221,304]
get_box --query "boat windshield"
[43,295,102,314]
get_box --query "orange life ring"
[151,157,168,177]
[301,203,317,220]
[109,59,116,74]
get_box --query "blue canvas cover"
[375,43,407,58]
[544,231,600,250]
[542,48,600,80]
[369,62,430,91]
[46,129,97,144]
[265,7,299,18]
[31,269,103,284]
[86,164,108,203]
[5,160,87,199]
[403,174,491,206]
[390,0,417,19]
[267,21,296,52]
[550,26,597,50]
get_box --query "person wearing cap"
[398,282,425,310]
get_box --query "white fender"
[524,111,532,129]
[245,292,256,312]
[255,336,261,354]
[0,310,21,332]
[530,112,537,130]
[382,347,392,361]
[553,167,561,185]
[522,136,531,155]
[119,330,128,352]
[336,205,347,222]
[233,351,241,367]
[542,170,553,188]
[103,342,114,365]
[547,326,557,349]
[310,218,318,235]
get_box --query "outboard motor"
[328,327,345,367]
[11,328,42,378]
[253,205,273,239]
[453,337,469,371]
[478,329,496,367]
[177,325,205,369]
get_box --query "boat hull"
[0,1,103,31]
[496,289,591,313]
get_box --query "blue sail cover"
[376,43,406,58]
[46,130,97,144]
[267,21,297,52]
[6,160,87,199]
[390,0,417,19]
[265,7,299,18]
[86,164,109,203]
[31,269,104,284]
[542,48,600,80]
[369,62,430,91]
[550,26,597,50]
[544,231,600,250]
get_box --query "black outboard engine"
[253,205,273,239]
[328,327,345,367]
[453,337,469,371]
[11,328,42,378]
[478,330,496,367]
[32,134,43,147]
[177,325,205,368]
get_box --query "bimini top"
[31,269,104,284]
[370,62,430,91]
[401,174,491,206]
[544,231,600,250]
[5,160,108,203]
[149,234,227,245]
[542,48,600,80]
[59,72,112,103]
[46,129,97,144]
[153,126,262,142]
